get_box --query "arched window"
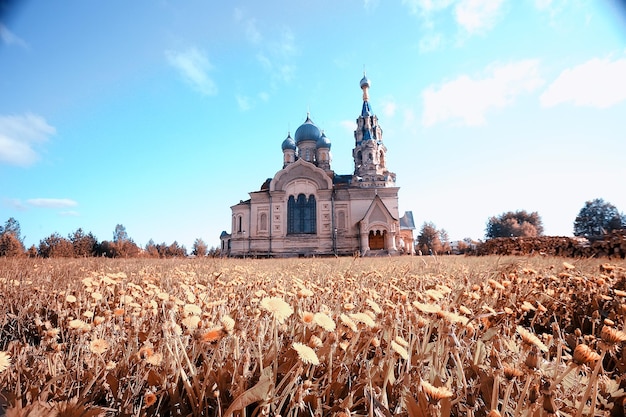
[237,215,243,233]
[338,211,346,230]
[288,194,316,234]
[259,213,267,231]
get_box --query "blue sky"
[1,0,625,250]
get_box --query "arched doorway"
[368,230,385,250]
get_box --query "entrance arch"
[368,230,386,250]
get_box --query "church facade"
[220,75,414,257]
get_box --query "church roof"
[294,115,322,144]
[399,211,416,230]
[281,133,296,151]
[361,101,373,117]
[316,131,331,149]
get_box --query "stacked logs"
[470,231,626,258]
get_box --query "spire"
[360,72,372,116]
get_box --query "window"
[237,215,242,233]
[259,213,267,231]
[338,211,346,230]
[288,194,316,234]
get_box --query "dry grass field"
[1,255,625,417]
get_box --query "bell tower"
[352,74,396,188]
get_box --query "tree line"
[1,198,624,258]
[0,221,219,258]
[416,197,626,255]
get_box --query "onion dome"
[317,131,331,149]
[360,75,370,89]
[281,133,296,151]
[294,114,322,144]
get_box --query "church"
[220,74,415,257]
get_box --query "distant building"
[221,74,412,257]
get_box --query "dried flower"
[183,303,202,316]
[182,315,201,330]
[488,279,505,290]
[309,335,323,348]
[301,311,315,324]
[144,392,157,407]
[600,326,626,345]
[145,352,163,366]
[349,312,376,328]
[313,312,336,332]
[572,344,600,366]
[366,299,382,314]
[562,261,575,270]
[390,340,409,360]
[421,380,453,401]
[517,326,548,352]
[340,314,357,332]
[260,297,293,324]
[0,351,11,372]
[292,342,320,365]
[221,315,235,333]
[503,366,524,380]
[65,294,77,303]
[413,301,441,314]
[89,338,110,354]
[200,326,224,343]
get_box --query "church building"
[220,74,414,257]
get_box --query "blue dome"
[317,132,331,149]
[294,115,322,144]
[281,134,296,151]
[360,75,370,88]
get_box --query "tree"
[485,210,544,239]
[38,233,74,258]
[166,241,187,257]
[107,224,140,258]
[69,228,98,257]
[0,217,24,245]
[192,238,208,257]
[574,198,626,238]
[0,232,24,257]
[0,218,25,257]
[144,239,160,258]
[417,222,443,255]
[439,229,451,254]
[113,224,130,243]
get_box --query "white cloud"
[402,0,455,16]
[454,0,505,33]
[0,113,56,166]
[236,94,251,111]
[380,98,398,118]
[256,28,298,85]
[2,198,27,211]
[234,8,262,44]
[0,24,28,48]
[419,33,443,52]
[540,55,626,108]
[364,0,380,12]
[340,120,356,136]
[27,198,78,208]
[402,0,506,36]
[59,210,80,217]
[165,47,217,96]
[422,59,543,126]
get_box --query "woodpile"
[470,230,626,258]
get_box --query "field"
[1,255,625,417]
